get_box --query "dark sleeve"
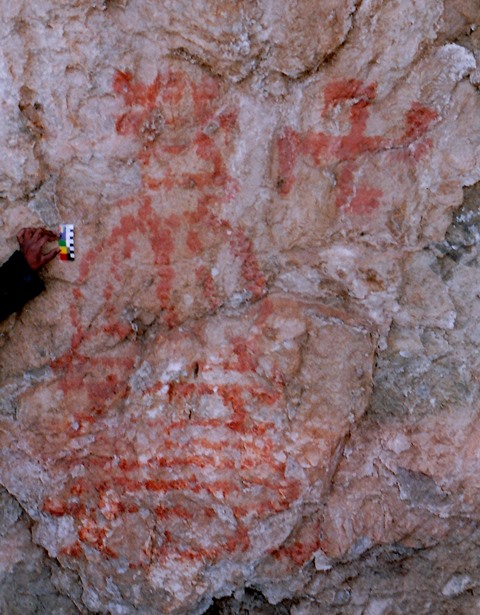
[0,251,45,321]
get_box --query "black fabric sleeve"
[0,251,45,321]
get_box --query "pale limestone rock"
[260,0,357,78]
[0,0,479,613]
[442,573,474,597]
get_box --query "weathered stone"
[0,0,479,613]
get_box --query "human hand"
[17,227,60,271]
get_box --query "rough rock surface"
[0,1,479,613]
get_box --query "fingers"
[18,226,59,239]
[39,247,61,267]
[18,227,60,246]
[24,228,37,240]
[26,230,49,255]
[36,233,53,249]
[43,229,60,240]
[17,227,36,245]
[17,227,62,270]
[31,228,44,244]
[37,229,61,251]
[33,227,58,240]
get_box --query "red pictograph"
[41,73,423,570]
[276,79,438,214]
[43,68,296,567]
[46,297,303,566]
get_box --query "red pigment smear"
[196,265,221,310]
[194,133,231,189]
[276,78,437,216]
[160,69,187,106]
[44,68,275,568]
[114,70,161,110]
[191,75,221,124]
[276,79,381,198]
[44,369,294,564]
[228,337,258,373]
[349,185,383,214]
[335,162,383,213]
[302,131,332,164]
[336,102,383,161]
[230,229,266,298]
[405,103,438,141]
[411,138,433,161]
[276,127,302,195]
[187,230,202,253]
[218,110,238,133]
[155,505,193,520]
[270,518,324,566]
[323,79,377,115]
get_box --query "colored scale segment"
[59,224,75,261]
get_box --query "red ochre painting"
[42,67,303,569]
[37,70,433,573]
[275,79,437,214]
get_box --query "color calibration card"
[59,224,75,261]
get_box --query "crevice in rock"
[431,181,480,274]
[205,587,294,615]
[213,527,480,614]
[168,46,227,80]
[279,0,364,83]
[168,0,364,87]
[0,485,87,614]
[367,181,480,423]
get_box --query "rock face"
[0,1,479,613]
